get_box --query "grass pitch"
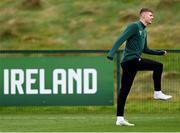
[0,107,179,132]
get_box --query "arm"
[107,23,138,60]
[143,37,165,55]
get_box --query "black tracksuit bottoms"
[117,58,163,116]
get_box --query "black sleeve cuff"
[107,56,113,61]
[157,50,165,55]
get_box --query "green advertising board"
[0,56,114,106]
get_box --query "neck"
[139,19,148,26]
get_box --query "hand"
[164,50,167,55]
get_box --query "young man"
[107,8,172,126]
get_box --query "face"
[141,11,154,25]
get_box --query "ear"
[140,12,146,19]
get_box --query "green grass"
[0,112,179,132]
[0,96,179,132]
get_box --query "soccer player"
[107,8,172,126]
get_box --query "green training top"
[107,21,164,63]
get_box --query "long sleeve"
[143,37,165,55]
[108,23,138,58]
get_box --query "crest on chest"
[139,30,142,36]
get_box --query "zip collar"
[139,21,146,29]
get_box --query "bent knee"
[157,62,163,70]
